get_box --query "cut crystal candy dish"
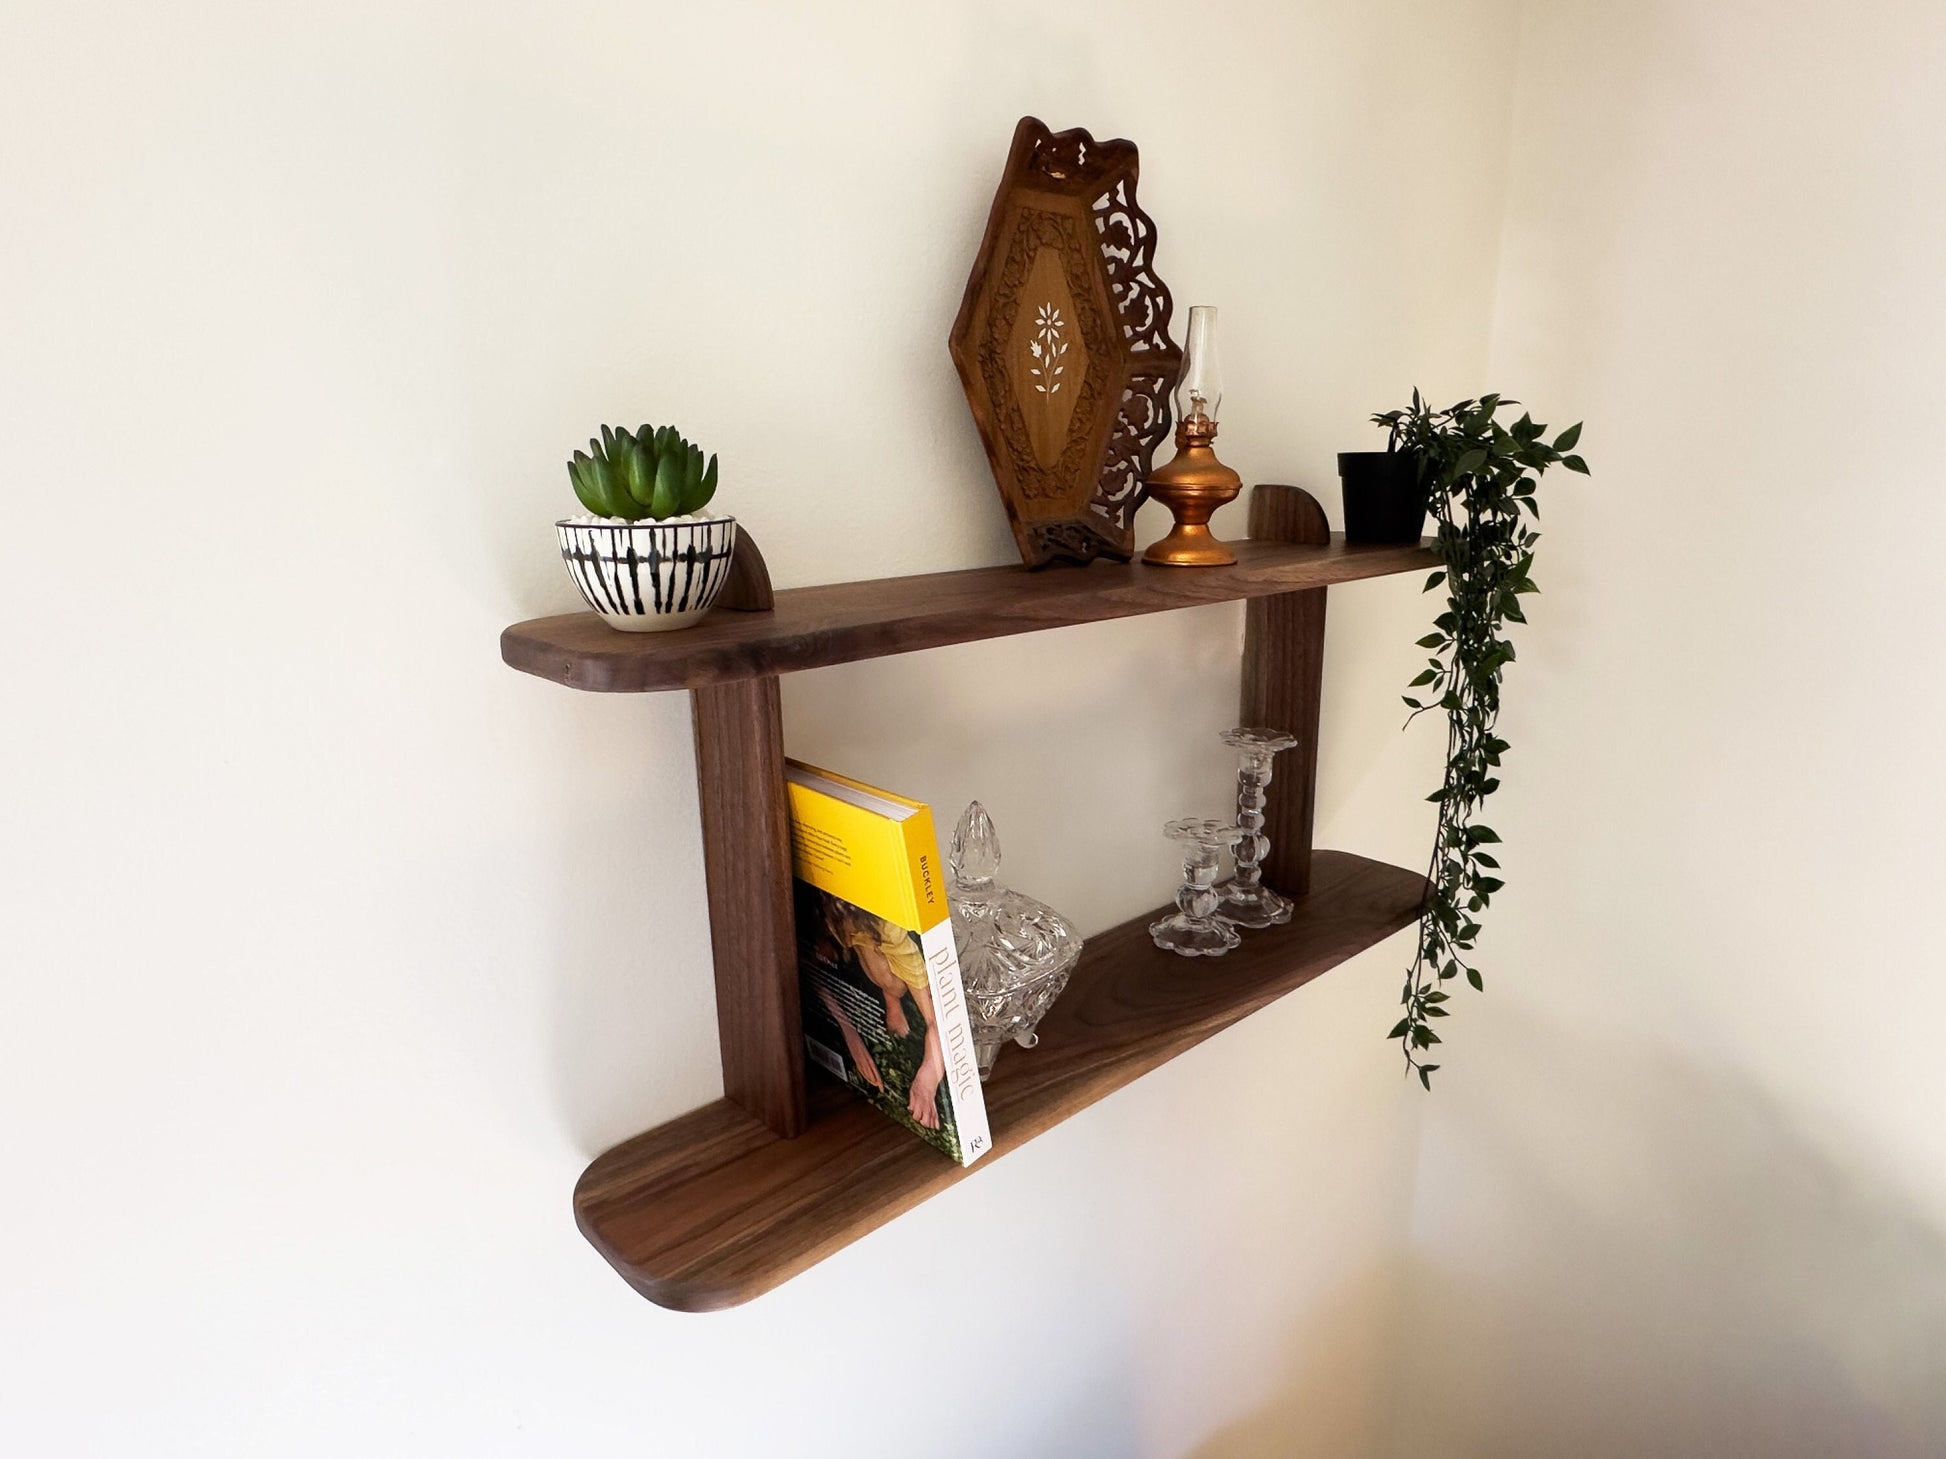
[947,802,1083,1081]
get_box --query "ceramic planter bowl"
[556,515,738,633]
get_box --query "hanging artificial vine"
[1376,392,1587,1089]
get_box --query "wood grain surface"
[717,527,774,612]
[573,849,1429,1311]
[504,535,1435,693]
[1240,485,1333,898]
[947,116,1182,567]
[690,675,806,1138]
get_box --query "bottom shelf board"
[574,849,1429,1312]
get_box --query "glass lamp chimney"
[1173,305,1224,428]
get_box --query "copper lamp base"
[1142,418,1243,567]
[1143,515,1238,566]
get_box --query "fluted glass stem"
[1231,752,1275,895]
[1152,818,1243,959]
[1214,727,1299,929]
[1179,841,1222,920]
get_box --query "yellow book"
[785,760,990,1166]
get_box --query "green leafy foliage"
[567,423,719,522]
[1371,391,1588,1089]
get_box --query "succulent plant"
[568,423,719,522]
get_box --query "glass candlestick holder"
[1214,727,1300,928]
[1151,817,1245,957]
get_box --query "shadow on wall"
[1181,1263,1403,1459]
[535,692,728,1158]
[1398,1007,1946,1459]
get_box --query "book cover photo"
[786,760,990,1167]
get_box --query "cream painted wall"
[1,2,1520,1455]
[1393,2,1946,1455]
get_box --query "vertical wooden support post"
[1239,484,1331,899]
[691,674,807,1138]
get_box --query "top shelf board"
[502,535,1437,693]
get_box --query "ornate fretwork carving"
[1028,518,1122,564]
[950,117,1185,568]
[1092,179,1174,355]
[1093,370,1176,531]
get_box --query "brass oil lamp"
[1143,305,1241,567]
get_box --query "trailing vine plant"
[1375,392,1587,1089]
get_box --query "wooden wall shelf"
[501,535,1435,693]
[502,485,1436,1310]
[575,850,1427,1312]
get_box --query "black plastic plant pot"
[1337,451,1428,544]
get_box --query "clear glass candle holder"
[1214,727,1300,929]
[1151,817,1245,957]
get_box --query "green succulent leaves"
[1372,392,1588,1091]
[567,423,720,522]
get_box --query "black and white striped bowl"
[555,515,739,633]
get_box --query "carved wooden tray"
[950,117,1183,568]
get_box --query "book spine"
[916,916,991,1166]
[903,808,946,932]
[902,800,989,1164]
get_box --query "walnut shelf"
[576,850,1427,1312]
[501,534,1435,693]
[504,485,1438,1311]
